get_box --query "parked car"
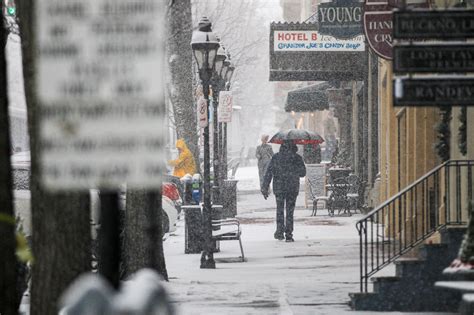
[163,182,182,215]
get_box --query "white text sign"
[36,0,165,190]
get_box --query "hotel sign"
[393,43,474,73]
[394,78,474,106]
[393,9,474,39]
[318,0,363,39]
[273,30,364,52]
[269,22,368,81]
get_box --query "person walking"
[261,140,306,242]
[168,138,197,178]
[256,134,274,190]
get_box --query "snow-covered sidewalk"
[164,190,365,315]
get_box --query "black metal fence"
[357,160,473,292]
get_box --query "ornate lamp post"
[221,60,234,179]
[191,17,219,269]
[212,44,228,196]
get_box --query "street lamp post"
[191,17,219,269]
[211,44,227,199]
[221,62,234,180]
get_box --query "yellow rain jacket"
[168,139,197,178]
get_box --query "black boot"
[274,231,284,240]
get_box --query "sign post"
[393,8,474,106]
[35,0,166,288]
[36,0,165,190]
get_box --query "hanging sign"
[393,9,474,40]
[317,0,364,39]
[393,43,474,73]
[198,97,208,127]
[36,0,165,190]
[393,77,474,106]
[218,91,233,123]
[364,0,429,60]
[363,2,393,59]
[274,30,364,52]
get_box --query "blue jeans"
[275,194,297,238]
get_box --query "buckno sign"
[36,0,165,190]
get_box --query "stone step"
[349,292,386,311]
[371,276,401,293]
[440,226,467,247]
[418,243,449,261]
[359,275,461,312]
[395,257,426,278]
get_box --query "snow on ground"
[163,190,403,315]
[165,212,361,314]
[234,165,261,192]
[234,165,306,193]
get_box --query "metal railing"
[357,160,473,292]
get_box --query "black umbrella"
[269,129,324,145]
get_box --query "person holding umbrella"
[261,140,306,242]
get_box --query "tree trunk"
[124,189,168,281]
[17,1,92,314]
[167,0,198,163]
[0,5,18,313]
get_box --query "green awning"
[285,82,332,112]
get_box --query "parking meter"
[180,174,193,205]
[192,174,202,204]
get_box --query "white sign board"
[198,97,208,128]
[36,0,165,190]
[274,31,365,52]
[218,91,233,123]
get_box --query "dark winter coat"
[262,142,306,196]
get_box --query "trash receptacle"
[221,179,238,218]
[183,205,202,254]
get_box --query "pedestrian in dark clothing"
[256,135,274,190]
[261,140,306,242]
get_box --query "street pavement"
[17,166,457,314]
[163,188,452,315]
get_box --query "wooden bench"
[212,219,245,262]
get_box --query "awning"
[269,22,367,81]
[285,82,332,112]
